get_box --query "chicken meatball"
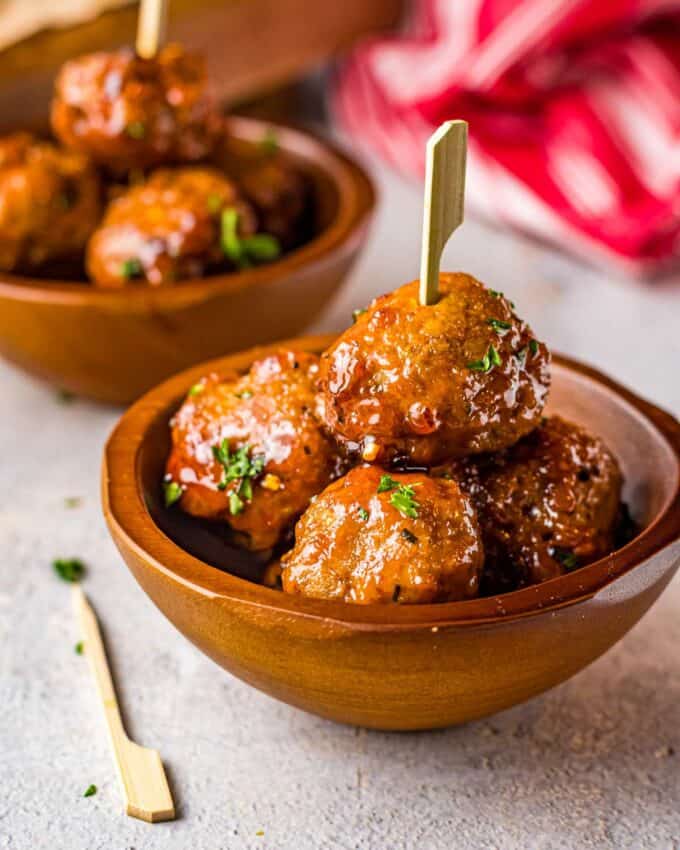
[318,273,550,467]
[0,132,100,272]
[51,44,218,173]
[456,416,623,590]
[165,351,345,551]
[238,159,311,251]
[281,465,484,604]
[86,166,257,286]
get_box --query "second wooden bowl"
[103,337,680,730]
[0,120,375,405]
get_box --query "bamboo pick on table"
[73,586,176,823]
[419,120,468,306]
[136,0,168,59]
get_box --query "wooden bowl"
[0,120,375,405]
[103,337,680,730]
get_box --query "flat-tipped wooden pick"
[136,0,168,59]
[419,120,468,306]
[73,586,175,823]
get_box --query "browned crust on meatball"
[51,44,219,173]
[452,416,623,589]
[317,273,550,466]
[165,351,345,551]
[0,132,101,272]
[86,166,256,286]
[280,465,484,604]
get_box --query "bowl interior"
[130,349,680,611]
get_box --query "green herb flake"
[83,784,97,798]
[126,121,146,140]
[120,257,143,280]
[56,388,76,404]
[352,307,367,323]
[489,289,503,299]
[163,480,183,508]
[553,548,579,571]
[212,440,266,513]
[75,641,84,655]
[260,128,279,155]
[401,528,418,543]
[468,344,502,373]
[221,208,246,266]
[487,318,512,334]
[64,496,82,509]
[207,194,222,214]
[228,491,244,516]
[240,233,281,262]
[221,208,281,268]
[53,558,85,583]
[377,474,399,493]
[358,507,369,521]
[188,382,205,397]
[235,390,253,400]
[529,339,539,355]
[390,485,420,519]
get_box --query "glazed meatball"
[51,44,218,173]
[86,166,257,286]
[281,465,484,604]
[238,159,311,250]
[165,351,345,551]
[455,416,623,589]
[0,132,100,272]
[318,273,550,467]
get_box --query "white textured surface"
[1,153,680,850]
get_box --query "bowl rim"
[103,335,680,631]
[0,117,376,310]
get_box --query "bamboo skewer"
[419,120,468,306]
[136,0,168,59]
[73,586,176,823]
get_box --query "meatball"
[456,416,623,590]
[238,159,311,251]
[51,44,218,173]
[281,465,484,604]
[318,273,550,467]
[165,351,345,551]
[86,166,257,286]
[0,132,100,272]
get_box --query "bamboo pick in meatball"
[449,416,623,591]
[164,351,346,551]
[0,132,101,273]
[51,44,219,173]
[280,465,484,604]
[86,166,262,286]
[317,273,550,467]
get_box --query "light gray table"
[2,152,679,850]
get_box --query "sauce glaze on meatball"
[0,132,101,272]
[317,273,550,467]
[86,166,256,286]
[51,44,219,173]
[452,416,623,590]
[281,465,484,604]
[165,351,345,551]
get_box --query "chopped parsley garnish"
[487,318,512,334]
[56,388,75,404]
[212,440,265,515]
[235,390,253,400]
[75,641,84,655]
[188,382,204,397]
[358,507,369,521]
[529,339,539,355]
[260,128,279,155]
[221,208,281,268]
[126,121,146,139]
[163,480,183,507]
[83,784,97,798]
[401,528,418,543]
[377,474,399,493]
[53,558,85,583]
[468,344,502,373]
[390,485,419,519]
[552,547,579,571]
[352,307,367,323]
[64,497,82,509]
[120,257,142,280]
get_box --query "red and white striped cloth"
[333,0,680,275]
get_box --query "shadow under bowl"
[103,336,680,730]
[0,119,375,405]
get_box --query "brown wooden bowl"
[0,120,375,405]
[103,336,680,730]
